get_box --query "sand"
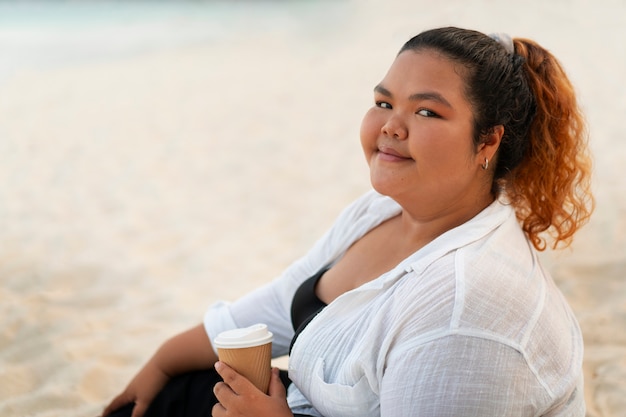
[0,1,624,416]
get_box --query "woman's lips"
[377,145,411,162]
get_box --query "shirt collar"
[358,195,514,290]
[406,198,514,275]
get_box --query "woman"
[103,27,593,417]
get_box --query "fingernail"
[215,361,223,371]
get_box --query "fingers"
[268,368,286,398]
[130,401,148,417]
[213,365,292,417]
[102,393,132,417]
[213,380,233,399]
[101,396,147,417]
[211,401,227,417]
[212,361,239,405]
[212,363,293,417]
[214,361,256,396]
[212,380,237,417]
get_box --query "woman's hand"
[212,362,293,417]
[102,324,217,417]
[101,360,169,417]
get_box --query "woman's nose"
[381,115,408,140]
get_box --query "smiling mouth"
[377,145,412,161]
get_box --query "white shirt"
[204,191,585,416]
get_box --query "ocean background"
[0,0,348,85]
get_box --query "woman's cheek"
[359,108,382,150]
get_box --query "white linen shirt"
[204,191,585,416]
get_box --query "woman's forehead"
[379,50,468,100]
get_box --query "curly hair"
[400,27,594,250]
[507,38,594,250]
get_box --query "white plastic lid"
[213,323,273,349]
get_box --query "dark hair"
[399,27,593,250]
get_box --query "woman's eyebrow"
[374,84,393,97]
[374,84,452,108]
[408,92,452,108]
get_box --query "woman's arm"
[380,335,545,416]
[102,324,216,417]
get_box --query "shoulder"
[318,190,401,252]
[385,202,583,385]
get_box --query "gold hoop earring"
[482,158,489,170]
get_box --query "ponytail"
[506,39,594,250]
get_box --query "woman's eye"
[376,101,392,109]
[417,109,439,118]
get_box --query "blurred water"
[0,0,346,84]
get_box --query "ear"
[477,125,504,163]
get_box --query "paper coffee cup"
[214,323,273,393]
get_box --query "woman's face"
[360,49,489,218]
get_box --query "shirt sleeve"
[204,190,386,358]
[380,334,553,416]
[203,253,322,358]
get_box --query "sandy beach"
[0,1,624,416]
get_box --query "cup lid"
[214,323,273,348]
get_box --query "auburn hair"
[400,27,594,250]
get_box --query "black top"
[289,267,329,353]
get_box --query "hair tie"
[489,33,514,54]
